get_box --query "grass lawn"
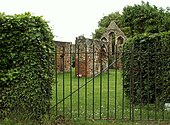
[51,68,170,124]
[0,69,169,125]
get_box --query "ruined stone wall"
[55,41,71,73]
[55,21,126,76]
[75,36,108,77]
[100,21,127,69]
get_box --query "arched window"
[117,36,124,45]
[101,37,107,42]
[108,32,115,55]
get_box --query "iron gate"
[53,42,170,122]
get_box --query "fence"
[53,42,170,122]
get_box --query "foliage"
[122,32,170,104]
[93,1,170,38]
[92,12,122,39]
[72,53,76,67]
[92,1,170,104]
[122,1,170,36]
[0,12,54,119]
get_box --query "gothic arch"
[116,35,124,45]
[101,37,107,42]
[100,21,127,69]
[100,21,127,48]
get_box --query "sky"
[0,0,169,43]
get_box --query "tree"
[122,1,170,36]
[92,12,123,39]
[93,1,170,38]
[92,1,170,103]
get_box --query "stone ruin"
[100,21,127,69]
[75,36,108,77]
[55,21,127,77]
[101,21,127,53]
[55,41,71,73]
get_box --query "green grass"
[51,68,170,124]
[1,69,169,125]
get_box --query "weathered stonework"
[101,21,127,69]
[55,41,71,73]
[75,36,108,77]
[74,21,126,77]
[55,21,126,76]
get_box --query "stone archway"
[101,37,107,42]
[100,21,127,69]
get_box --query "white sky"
[0,0,169,43]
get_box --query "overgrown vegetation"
[1,1,170,125]
[122,32,170,103]
[93,1,170,39]
[0,12,54,119]
[93,1,170,104]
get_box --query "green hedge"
[122,32,170,104]
[0,12,54,119]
